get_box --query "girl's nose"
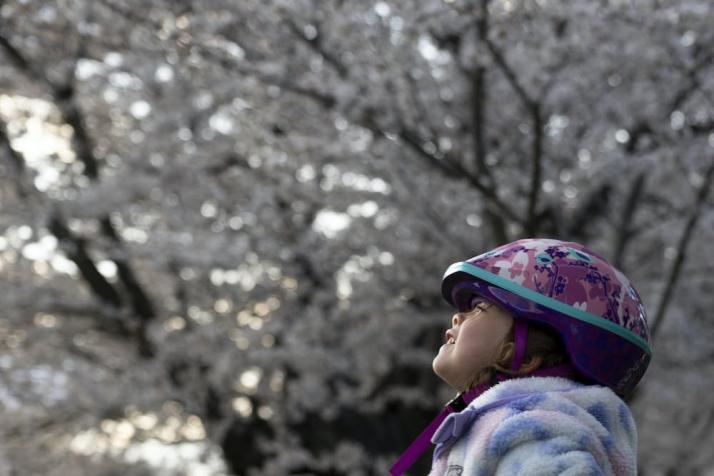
[452,314,460,327]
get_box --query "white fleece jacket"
[427,377,637,476]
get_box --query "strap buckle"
[446,392,466,412]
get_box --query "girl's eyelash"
[459,302,490,318]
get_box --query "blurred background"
[0,0,712,475]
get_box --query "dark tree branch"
[65,335,124,373]
[613,172,646,269]
[619,48,714,156]
[649,159,714,340]
[168,260,193,331]
[58,89,100,179]
[391,125,522,224]
[483,32,544,236]
[379,140,476,257]
[405,73,440,141]
[566,182,613,241]
[197,42,338,108]
[534,204,565,238]
[181,6,526,247]
[485,38,536,110]
[608,46,712,255]
[0,31,156,356]
[471,67,488,176]
[284,18,348,79]
[278,7,524,239]
[470,0,509,244]
[472,0,491,180]
[0,119,30,200]
[47,210,123,309]
[665,45,714,114]
[99,217,156,357]
[0,32,98,179]
[95,0,162,31]
[525,103,543,236]
[0,29,34,72]
[267,79,337,108]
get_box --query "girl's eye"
[459,305,483,319]
[459,301,491,320]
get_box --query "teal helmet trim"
[443,261,652,357]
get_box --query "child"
[391,238,651,476]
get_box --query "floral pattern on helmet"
[467,238,649,341]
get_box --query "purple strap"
[388,402,458,476]
[389,363,579,476]
[510,319,528,371]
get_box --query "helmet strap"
[510,319,528,372]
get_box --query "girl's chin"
[432,346,454,376]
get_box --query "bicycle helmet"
[441,238,652,397]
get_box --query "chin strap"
[389,361,580,476]
[510,319,528,371]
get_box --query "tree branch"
[472,0,491,180]
[470,0,509,244]
[0,119,31,199]
[484,37,535,109]
[649,159,714,340]
[392,125,522,224]
[0,32,156,356]
[612,172,646,269]
[567,182,613,241]
[278,7,525,232]
[483,33,543,236]
[283,17,348,79]
[525,103,543,235]
[47,209,124,309]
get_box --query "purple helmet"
[441,238,652,397]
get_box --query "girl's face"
[432,297,514,392]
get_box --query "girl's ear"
[518,355,543,374]
[495,343,543,374]
[495,342,514,367]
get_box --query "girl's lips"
[440,338,456,349]
[439,341,454,353]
